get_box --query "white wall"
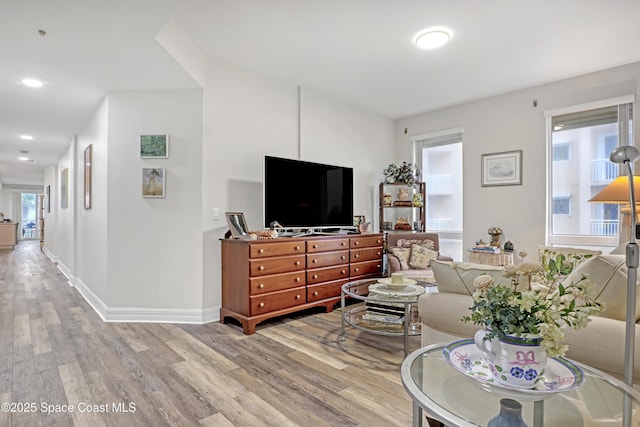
[76,98,109,303]
[55,140,75,279]
[42,165,57,260]
[201,58,395,313]
[395,61,640,260]
[107,90,203,313]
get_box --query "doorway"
[21,192,38,240]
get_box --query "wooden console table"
[0,222,18,249]
[221,233,384,334]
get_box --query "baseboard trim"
[74,278,108,321]
[105,306,220,324]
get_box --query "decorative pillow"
[431,260,509,296]
[396,238,435,250]
[534,245,602,286]
[408,244,439,269]
[390,247,411,270]
[562,254,640,321]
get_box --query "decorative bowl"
[377,277,417,290]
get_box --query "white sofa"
[418,252,640,383]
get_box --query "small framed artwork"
[353,215,366,227]
[481,150,523,187]
[139,134,169,158]
[61,168,69,208]
[142,168,166,198]
[226,212,249,238]
[46,185,51,213]
[84,144,92,209]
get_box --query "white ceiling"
[3,0,640,187]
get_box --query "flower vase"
[474,330,547,389]
[487,399,528,427]
[490,233,501,247]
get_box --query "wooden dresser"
[221,233,383,334]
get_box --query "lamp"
[589,175,640,242]
[589,145,640,389]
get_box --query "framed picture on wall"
[481,150,523,187]
[142,168,165,198]
[61,168,69,208]
[139,134,169,158]
[84,144,92,209]
[46,185,51,213]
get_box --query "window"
[552,196,571,215]
[552,143,571,161]
[412,129,463,260]
[545,95,634,246]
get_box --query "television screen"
[264,156,353,229]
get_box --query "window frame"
[544,95,634,247]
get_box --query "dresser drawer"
[307,250,349,268]
[350,259,383,277]
[307,238,350,253]
[250,287,306,315]
[250,254,306,277]
[307,265,349,284]
[350,235,384,249]
[350,247,383,263]
[250,271,306,295]
[249,241,305,258]
[307,279,347,302]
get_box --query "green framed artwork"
[139,134,169,158]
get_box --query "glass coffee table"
[401,342,640,426]
[339,278,436,357]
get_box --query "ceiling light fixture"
[414,27,452,50]
[22,78,43,88]
[19,156,29,161]
[20,135,33,140]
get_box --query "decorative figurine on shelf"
[504,240,514,251]
[488,226,502,247]
[412,193,423,207]
[383,193,392,206]
[394,217,412,230]
[397,188,409,201]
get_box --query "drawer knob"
[295,294,301,300]
[354,254,359,259]
[259,266,265,271]
[259,249,264,254]
[341,255,346,260]
[295,277,301,282]
[313,244,318,249]
[259,302,265,308]
[312,259,318,263]
[354,241,359,245]
[259,283,265,289]
[295,246,301,250]
[341,242,346,246]
[354,268,359,272]
[341,270,346,275]
[313,274,318,279]
[377,251,381,256]
[295,261,301,266]
[313,291,319,296]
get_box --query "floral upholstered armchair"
[386,232,453,282]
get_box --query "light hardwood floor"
[1,241,420,426]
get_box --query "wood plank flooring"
[1,241,420,426]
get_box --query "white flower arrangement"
[462,262,604,357]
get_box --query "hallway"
[1,241,413,426]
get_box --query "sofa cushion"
[534,245,602,285]
[562,254,640,321]
[408,244,439,269]
[430,260,509,296]
[390,247,411,270]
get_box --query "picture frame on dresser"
[226,212,249,238]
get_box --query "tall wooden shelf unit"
[379,182,426,233]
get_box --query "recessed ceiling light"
[20,135,33,140]
[22,78,43,88]
[19,156,29,161]
[414,27,452,50]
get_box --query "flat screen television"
[264,156,353,229]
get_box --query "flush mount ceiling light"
[413,27,452,50]
[22,78,43,88]
[20,134,33,140]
